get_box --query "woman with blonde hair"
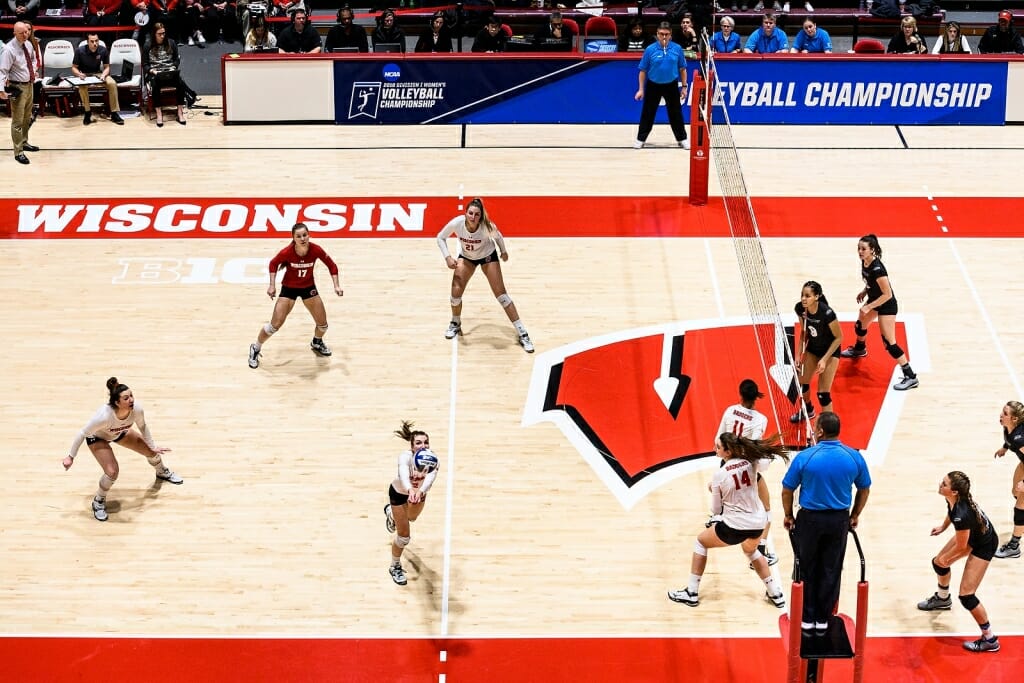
[993,400,1024,558]
[436,198,534,353]
[887,15,928,53]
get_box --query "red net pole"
[853,580,869,683]
[786,580,805,683]
[687,67,711,206]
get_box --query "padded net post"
[687,68,711,206]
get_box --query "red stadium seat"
[584,15,617,37]
[561,17,579,36]
[852,38,885,53]
[501,23,513,37]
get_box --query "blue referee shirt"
[638,40,686,85]
[781,439,871,510]
[793,27,833,53]
[711,31,741,53]
[744,28,789,53]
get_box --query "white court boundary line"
[924,185,1021,396]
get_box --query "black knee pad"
[854,320,866,337]
[932,559,951,576]
[959,593,980,611]
[817,392,832,408]
[884,340,905,359]
[1014,507,1024,526]
[801,383,810,395]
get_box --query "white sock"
[513,320,526,335]
[95,474,114,501]
[764,575,782,596]
[253,341,262,352]
[687,573,701,594]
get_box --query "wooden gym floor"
[1,103,1023,680]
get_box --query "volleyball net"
[690,40,810,448]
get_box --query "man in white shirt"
[0,21,40,164]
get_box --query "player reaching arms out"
[791,281,843,424]
[436,197,534,353]
[840,234,918,391]
[993,400,1024,559]
[384,421,440,586]
[917,471,1000,653]
[62,377,183,522]
[668,432,790,609]
[248,222,343,369]
[716,379,778,566]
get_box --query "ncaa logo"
[383,63,401,82]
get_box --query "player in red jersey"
[248,222,343,368]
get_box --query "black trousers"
[636,79,687,143]
[795,508,850,625]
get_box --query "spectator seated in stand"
[272,0,303,18]
[180,0,207,47]
[414,10,454,53]
[278,8,321,53]
[325,6,369,53]
[372,8,406,53]
[673,12,698,58]
[711,15,741,54]
[978,10,1024,54]
[791,16,831,53]
[932,20,971,54]
[142,21,187,126]
[743,12,787,53]
[619,17,653,53]
[8,0,39,22]
[887,15,928,53]
[472,15,507,53]
[533,10,573,51]
[244,14,277,50]
[131,0,174,45]
[202,0,237,43]
[86,0,124,26]
[72,32,125,125]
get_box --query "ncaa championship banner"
[331,55,1007,126]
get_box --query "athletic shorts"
[460,251,500,266]
[970,534,998,562]
[806,346,841,360]
[875,298,898,317]
[714,520,763,546]
[389,484,428,506]
[279,284,319,300]
[86,432,126,446]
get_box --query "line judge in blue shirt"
[633,21,689,150]
[791,17,832,53]
[743,13,789,53]
[781,412,871,636]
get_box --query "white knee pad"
[263,322,278,336]
[450,296,462,306]
[316,323,328,333]
[395,535,411,548]
[747,548,764,564]
[694,540,707,556]
[497,293,513,308]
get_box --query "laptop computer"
[111,61,135,84]
[330,47,360,53]
[252,46,278,54]
[373,43,402,53]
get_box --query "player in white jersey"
[62,377,183,522]
[383,421,440,585]
[436,197,534,353]
[716,379,778,567]
[669,432,789,608]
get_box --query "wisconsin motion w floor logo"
[349,82,382,120]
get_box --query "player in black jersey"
[791,281,843,424]
[839,234,918,391]
[994,400,1024,559]
[917,471,1000,653]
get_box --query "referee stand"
[780,529,868,683]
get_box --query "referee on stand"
[0,21,40,165]
[633,21,689,150]
[781,412,871,636]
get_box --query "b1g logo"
[523,315,928,510]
